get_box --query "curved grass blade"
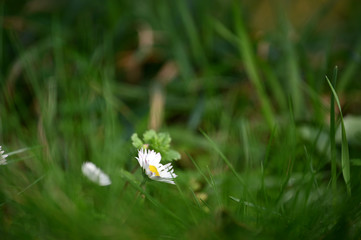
[326,76,351,196]
[330,67,337,195]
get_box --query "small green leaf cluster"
[131,130,181,162]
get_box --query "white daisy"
[0,146,8,165]
[81,162,111,186]
[136,149,177,184]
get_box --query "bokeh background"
[1,0,361,239]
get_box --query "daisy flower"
[136,148,177,184]
[81,162,111,186]
[0,146,8,165]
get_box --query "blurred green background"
[1,0,361,239]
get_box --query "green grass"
[1,0,361,239]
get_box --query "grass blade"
[276,4,303,118]
[326,75,351,196]
[231,4,275,129]
[330,67,337,195]
[200,130,245,185]
[200,129,253,201]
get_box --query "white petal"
[136,148,148,169]
[0,146,8,165]
[149,176,175,184]
[147,150,161,165]
[82,162,111,186]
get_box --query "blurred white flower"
[0,146,8,165]
[81,162,111,186]
[136,149,177,184]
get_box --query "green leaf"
[158,132,171,146]
[131,133,143,149]
[143,130,157,143]
[166,149,181,161]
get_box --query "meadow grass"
[1,1,361,239]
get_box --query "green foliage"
[131,130,181,162]
[1,0,361,239]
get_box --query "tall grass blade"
[276,4,303,118]
[186,152,211,186]
[177,1,207,68]
[231,4,275,129]
[330,67,337,195]
[326,75,351,196]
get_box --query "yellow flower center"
[149,165,160,176]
